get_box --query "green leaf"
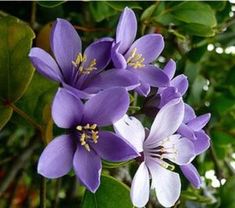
[0,102,13,130]
[102,160,133,169]
[89,2,117,22]
[81,175,132,208]
[0,16,35,103]
[180,23,216,37]
[212,130,235,147]
[171,2,217,27]
[37,1,65,8]
[105,2,142,11]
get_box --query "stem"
[0,138,39,195]
[209,143,224,180]
[53,179,61,208]
[40,176,47,208]
[30,1,37,28]
[73,25,112,33]
[8,103,42,132]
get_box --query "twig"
[0,138,39,195]
[73,25,112,33]
[30,1,37,29]
[53,179,61,208]
[40,176,46,208]
[7,103,42,132]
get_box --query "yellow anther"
[76,125,83,131]
[84,124,90,129]
[84,144,91,152]
[77,123,99,151]
[90,124,97,130]
[72,53,97,75]
[127,48,145,69]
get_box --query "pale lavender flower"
[29,18,139,99]
[114,98,195,207]
[158,59,188,108]
[38,87,138,192]
[178,104,211,188]
[111,7,169,96]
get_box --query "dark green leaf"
[0,16,35,103]
[37,1,65,8]
[81,175,132,208]
[105,1,142,11]
[0,102,13,130]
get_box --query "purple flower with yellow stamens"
[37,87,138,192]
[114,98,195,207]
[111,7,169,96]
[29,18,139,99]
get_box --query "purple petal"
[148,159,181,207]
[135,82,150,97]
[183,103,196,123]
[171,74,188,95]
[125,34,164,64]
[83,88,129,126]
[83,69,140,92]
[50,18,81,81]
[131,162,150,207]
[38,135,75,178]
[111,43,127,69]
[114,114,145,152]
[159,87,181,108]
[116,7,137,53]
[92,131,138,162]
[130,65,169,88]
[177,123,196,141]
[52,88,83,128]
[163,135,195,165]
[180,163,202,188]
[73,146,101,193]
[163,59,176,80]
[187,113,211,131]
[146,98,184,146]
[63,82,93,99]
[29,47,62,82]
[83,38,113,71]
[193,131,210,155]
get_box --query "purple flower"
[114,98,195,207]
[158,59,189,108]
[111,7,169,96]
[29,18,139,99]
[178,104,211,188]
[37,87,138,192]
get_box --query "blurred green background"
[0,1,235,208]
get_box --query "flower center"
[145,138,178,171]
[126,48,145,69]
[76,123,99,151]
[72,53,97,74]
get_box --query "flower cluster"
[29,7,211,208]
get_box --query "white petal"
[114,114,145,152]
[148,160,181,207]
[131,162,150,207]
[146,98,184,146]
[164,135,196,165]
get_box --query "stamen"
[76,123,99,151]
[126,48,145,69]
[72,53,97,74]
